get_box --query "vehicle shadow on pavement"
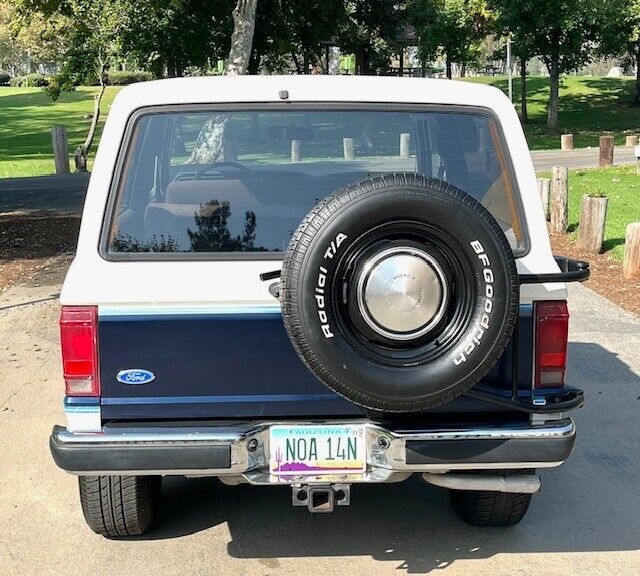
[136,342,640,574]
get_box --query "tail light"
[60,306,100,396]
[534,301,569,388]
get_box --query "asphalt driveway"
[0,280,638,575]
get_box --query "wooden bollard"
[223,143,237,162]
[291,139,302,162]
[400,133,410,158]
[537,177,551,221]
[550,165,568,235]
[623,222,640,279]
[51,125,70,174]
[343,138,355,160]
[599,135,614,167]
[561,134,573,151]
[577,195,608,253]
[625,135,638,148]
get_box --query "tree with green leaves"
[15,0,123,170]
[276,0,346,74]
[598,0,640,106]
[0,0,68,75]
[336,0,405,75]
[411,0,493,79]
[489,1,538,122]
[489,0,599,133]
[115,0,234,78]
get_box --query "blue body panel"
[98,306,533,420]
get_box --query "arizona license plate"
[269,424,367,476]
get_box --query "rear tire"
[78,475,161,537]
[450,489,532,526]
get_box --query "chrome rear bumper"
[50,418,576,484]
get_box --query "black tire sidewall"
[282,175,518,412]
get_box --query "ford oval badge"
[116,369,156,385]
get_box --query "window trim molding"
[99,102,530,262]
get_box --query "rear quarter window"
[103,106,525,259]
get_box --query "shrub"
[9,73,49,87]
[0,72,10,86]
[107,70,154,85]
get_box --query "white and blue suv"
[50,75,588,536]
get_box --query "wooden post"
[599,134,614,167]
[537,177,551,221]
[577,195,608,253]
[291,139,302,162]
[51,126,70,174]
[550,165,568,235]
[561,134,573,151]
[623,223,640,279]
[400,133,410,158]
[625,135,638,148]
[343,137,355,160]
[223,143,237,162]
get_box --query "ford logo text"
[116,369,156,385]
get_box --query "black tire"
[450,489,532,527]
[78,475,161,537]
[281,172,519,412]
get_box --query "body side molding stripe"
[99,304,281,318]
[101,393,343,405]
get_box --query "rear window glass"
[105,108,524,256]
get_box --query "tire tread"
[78,475,159,537]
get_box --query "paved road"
[530,145,637,171]
[1,278,638,576]
[0,172,89,215]
[0,147,635,216]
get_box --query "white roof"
[114,74,511,109]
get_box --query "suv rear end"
[50,76,584,536]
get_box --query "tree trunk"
[186,0,258,165]
[226,0,258,76]
[635,44,640,106]
[291,52,302,75]
[520,58,528,123]
[547,56,560,134]
[166,55,176,78]
[303,48,309,74]
[460,62,466,78]
[445,59,452,79]
[355,51,369,75]
[74,83,106,173]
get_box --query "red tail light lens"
[535,301,569,388]
[60,306,100,396]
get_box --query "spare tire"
[280,173,518,413]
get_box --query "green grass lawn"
[0,86,121,178]
[538,165,640,262]
[466,75,640,150]
[0,76,639,178]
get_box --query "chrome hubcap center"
[357,247,447,340]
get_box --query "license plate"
[269,424,367,476]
